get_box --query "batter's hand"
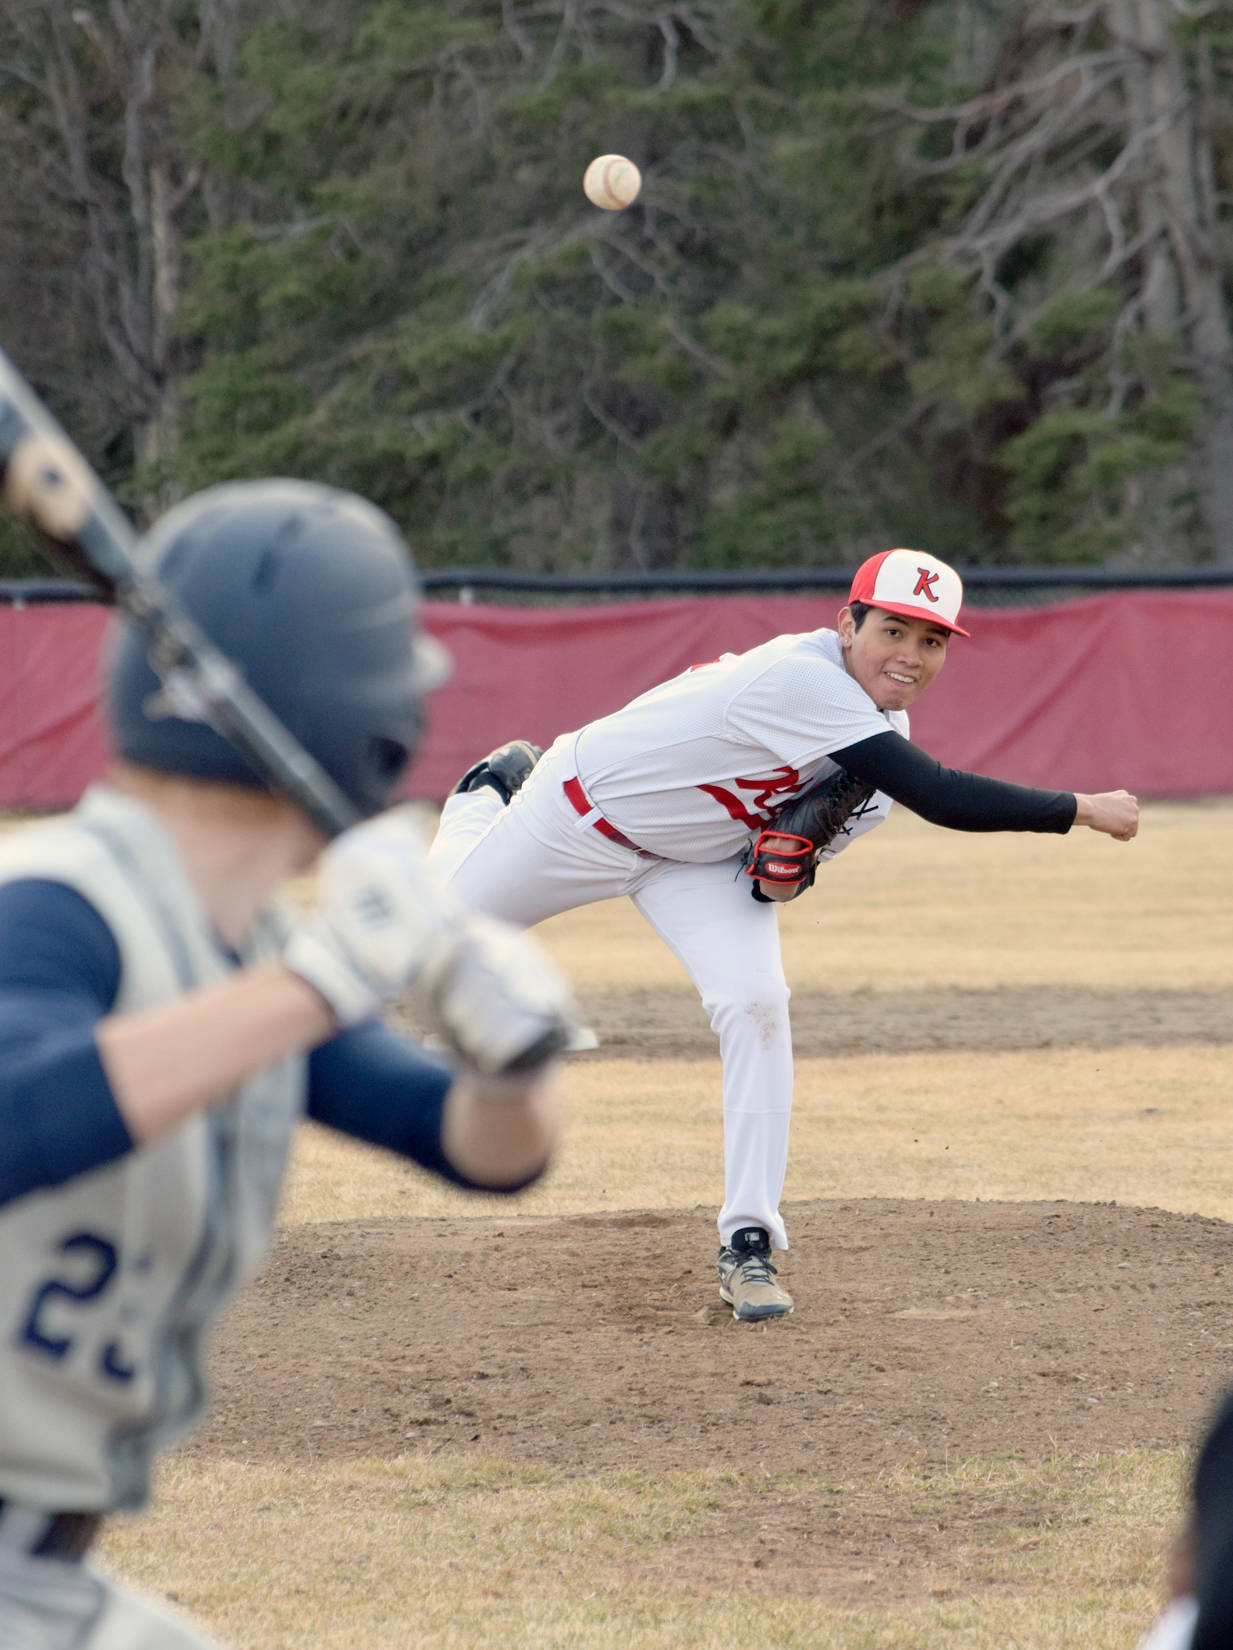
[283,809,460,1024]
[1073,789,1139,840]
[427,913,576,1076]
[283,809,576,1073]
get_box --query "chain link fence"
[2,567,1232,610]
[423,567,1233,609]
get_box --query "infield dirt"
[189,985,1233,1610]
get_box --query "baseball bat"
[0,346,360,837]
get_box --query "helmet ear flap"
[371,733,416,788]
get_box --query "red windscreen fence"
[0,589,1228,810]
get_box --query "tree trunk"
[134,156,185,501]
[1120,0,1233,561]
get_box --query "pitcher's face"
[838,606,950,711]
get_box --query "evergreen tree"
[0,0,1228,572]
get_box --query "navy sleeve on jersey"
[307,1022,547,1193]
[0,879,133,1208]
[831,730,1078,833]
[0,882,543,1205]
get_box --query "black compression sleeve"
[830,731,1078,833]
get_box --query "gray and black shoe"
[450,739,543,805]
[717,1226,794,1322]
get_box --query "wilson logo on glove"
[761,851,811,880]
[743,832,815,887]
[740,768,877,903]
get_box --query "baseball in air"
[583,154,641,211]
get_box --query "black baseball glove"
[742,767,876,902]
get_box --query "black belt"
[0,1499,103,1562]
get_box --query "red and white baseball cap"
[847,547,970,637]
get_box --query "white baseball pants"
[429,737,795,1251]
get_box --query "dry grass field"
[95,800,1233,1648]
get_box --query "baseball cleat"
[716,1226,794,1322]
[450,739,543,805]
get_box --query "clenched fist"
[1073,790,1139,841]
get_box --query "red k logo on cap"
[847,548,970,637]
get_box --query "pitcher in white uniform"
[430,548,1139,1322]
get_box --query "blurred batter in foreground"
[0,480,574,1647]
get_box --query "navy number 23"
[20,1231,135,1382]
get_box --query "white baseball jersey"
[573,628,907,861]
[431,628,907,1258]
[0,786,301,1513]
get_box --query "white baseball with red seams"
[583,154,642,210]
[428,626,907,1255]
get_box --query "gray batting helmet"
[105,479,450,818]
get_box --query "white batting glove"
[282,810,576,1075]
[283,810,460,1026]
[426,913,577,1076]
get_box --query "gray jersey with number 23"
[0,786,305,1511]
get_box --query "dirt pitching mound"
[186,1198,1229,1603]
